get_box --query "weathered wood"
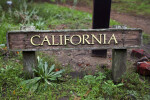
[92,0,112,57]
[7,28,142,51]
[23,51,37,78]
[6,28,143,80]
[112,49,127,82]
[21,26,37,78]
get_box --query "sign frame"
[7,28,143,51]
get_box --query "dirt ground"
[111,11,150,34]
[47,50,112,72]
[46,5,150,72]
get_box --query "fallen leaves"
[13,90,15,95]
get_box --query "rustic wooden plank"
[7,28,142,51]
[112,49,127,82]
[21,26,37,78]
[23,51,37,78]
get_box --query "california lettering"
[30,34,118,46]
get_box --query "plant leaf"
[48,64,55,75]
[52,69,65,76]
[45,62,48,75]
[45,79,52,85]
[21,77,41,87]
[30,82,39,92]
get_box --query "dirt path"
[111,11,150,34]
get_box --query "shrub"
[21,57,65,92]
[0,0,30,11]
[0,22,19,44]
[0,65,23,97]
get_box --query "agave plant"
[21,56,65,92]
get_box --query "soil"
[46,4,150,73]
[111,11,150,34]
[46,50,112,73]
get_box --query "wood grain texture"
[112,49,127,82]
[23,51,37,78]
[7,28,142,51]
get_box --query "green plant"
[0,22,18,44]
[112,0,150,17]
[14,1,39,25]
[0,0,29,11]
[21,57,65,92]
[83,73,106,98]
[83,72,124,99]
[50,0,78,6]
[143,33,150,44]
[0,63,23,97]
[110,19,121,26]
[101,80,123,96]
[84,72,106,87]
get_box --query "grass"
[52,0,150,18]
[112,0,150,17]
[143,33,150,44]
[32,3,92,29]
[0,2,149,100]
[31,3,121,29]
[0,51,149,99]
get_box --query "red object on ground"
[144,52,150,59]
[131,49,144,59]
[131,49,150,59]
[137,62,150,76]
[55,68,60,72]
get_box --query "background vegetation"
[0,0,150,99]
[0,0,120,44]
[112,0,150,17]
[46,0,150,18]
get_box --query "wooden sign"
[7,28,142,51]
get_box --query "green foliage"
[14,1,38,24]
[12,0,46,29]
[33,3,92,29]
[0,52,149,99]
[143,33,150,44]
[0,2,149,99]
[49,0,78,6]
[110,19,121,26]
[112,0,150,17]
[21,57,65,92]
[0,65,22,88]
[83,72,123,99]
[101,80,123,96]
[0,22,19,44]
[84,72,106,86]
[0,55,23,98]
[34,3,120,29]
[0,0,29,11]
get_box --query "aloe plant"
[21,57,65,92]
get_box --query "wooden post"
[92,0,112,57]
[112,49,127,82]
[21,26,37,78]
[23,51,37,78]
